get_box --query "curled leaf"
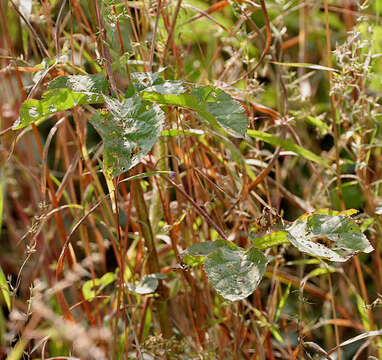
[287,213,373,262]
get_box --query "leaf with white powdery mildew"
[287,213,373,262]
[204,246,268,301]
[90,96,165,177]
[126,273,167,295]
[14,74,109,130]
[181,239,238,266]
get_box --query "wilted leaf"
[90,96,165,177]
[204,247,268,301]
[287,213,373,262]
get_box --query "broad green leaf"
[271,61,339,72]
[90,96,165,177]
[287,214,373,262]
[126,273,166,295]
[0,266,11,311]
[251,230,288,250]
[14,90,105,130]
[204,246,268,301]
[141,85,248,136]
[129,71,185,95]
[47,74,109,93]
[246,130,329,168]
[14,74,108,130]
[181,239,238,266]
[82,272,116,301]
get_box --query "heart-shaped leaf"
[90,96,165,177]
[204,246,268,301]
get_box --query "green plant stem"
[132,178,173,339]
[92,0,118,97]
[323,1,343,357]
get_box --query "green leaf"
[82,272,116,301]
[287,214,373,262]
[126,273,166,295]
[0,266,11,311]
[355,294,370,330]
[14,74,108,130]
[204,247,268,301]
[90,96,165,177]
[308,208,358,217]
[14,90,104,130]
[118,171,174,184]
[251,230,289,250]
[246,130,329,168]
[47,74,109,93]
[181,239,238,266]
[0,169,4,238]
[129,71,186,95]
[271,61,339,72]
[275,282,291,322]
[305,116,330,134]
[161,128,204,137]
[141,85,248,136]
[6,338,28,360]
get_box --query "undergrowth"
[1,0,382,359]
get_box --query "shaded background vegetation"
[1,0,382,359]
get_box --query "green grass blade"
[271,61,338,72]
[0,266,11,311]
[247,130,330,168]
